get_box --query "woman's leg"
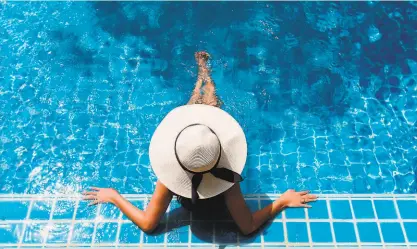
[188,51,222,107]
[195,52,221,107]
[187,77,203,105]
[187,52,208,105]
[202,73,221,107]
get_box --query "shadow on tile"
[147,198,272,247]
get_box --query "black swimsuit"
[176,194,231,220]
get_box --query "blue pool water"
[0,2,417,195]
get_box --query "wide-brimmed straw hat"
[149,104,247,202]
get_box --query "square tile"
[285,208,306,219]
[122,201,144,220]
[75,201,97,220]
[333,222,357,243]
[30,201,53,220]
[352,200,374,219]
[52,200,76,219]
[99,203,120,219]
[23,223,48,243]
[261,200,282,219]
[71,222,94,244]
[0,201,29,220]
[263,222,284,242]
[286,222,309,243]
[374,200,397,219]
[310,222,332,242]
[380,222,405,243]
[215,222,238,244]
[260,154,270,165]
[330,200,352,219]
[308,200,329,219]
[167,221,189,243]
[357,222,381,242]
[397,200,417,219]
[95,222,118,243]
[119,222,141,243]
[404,222,417,242]
[191,221,213,243]
[46,223,70,243]
[0,224,23,243]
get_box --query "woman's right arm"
[83,180,173,233]
[224,184,317,235]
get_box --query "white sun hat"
[149,104,247,202]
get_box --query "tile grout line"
[348,196,361,248]
[91,203,102,247]
[393,196,410,248]
[4,242,417,248]
[2,194,417,200]
[140,198,148,249]
[282,208,288,247]
[6,241,417,248]
[370,197,385,249]
[325,196,337,248]
[17,199,34,249]
[42,197,57,247]
[66,198,80,248]
[139,220,144,249]
[114,207,123,248]
[304,205,312,248]
[2,217,416,225]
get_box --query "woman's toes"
[195,51,211,62]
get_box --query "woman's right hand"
[278,189,317,208]
[82,187,120,205]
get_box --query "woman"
[83,52,317,235]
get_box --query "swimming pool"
[1,1,416,195]
[1,1,417,247]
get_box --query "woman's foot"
[195,51,211,79]
[195,51,210,66]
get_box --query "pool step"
[0,194,416,248]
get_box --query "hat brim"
[149,105,247,199]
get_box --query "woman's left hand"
[82,187,120,205]
[279,189,318,208]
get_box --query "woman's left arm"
[83,180,173,233]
